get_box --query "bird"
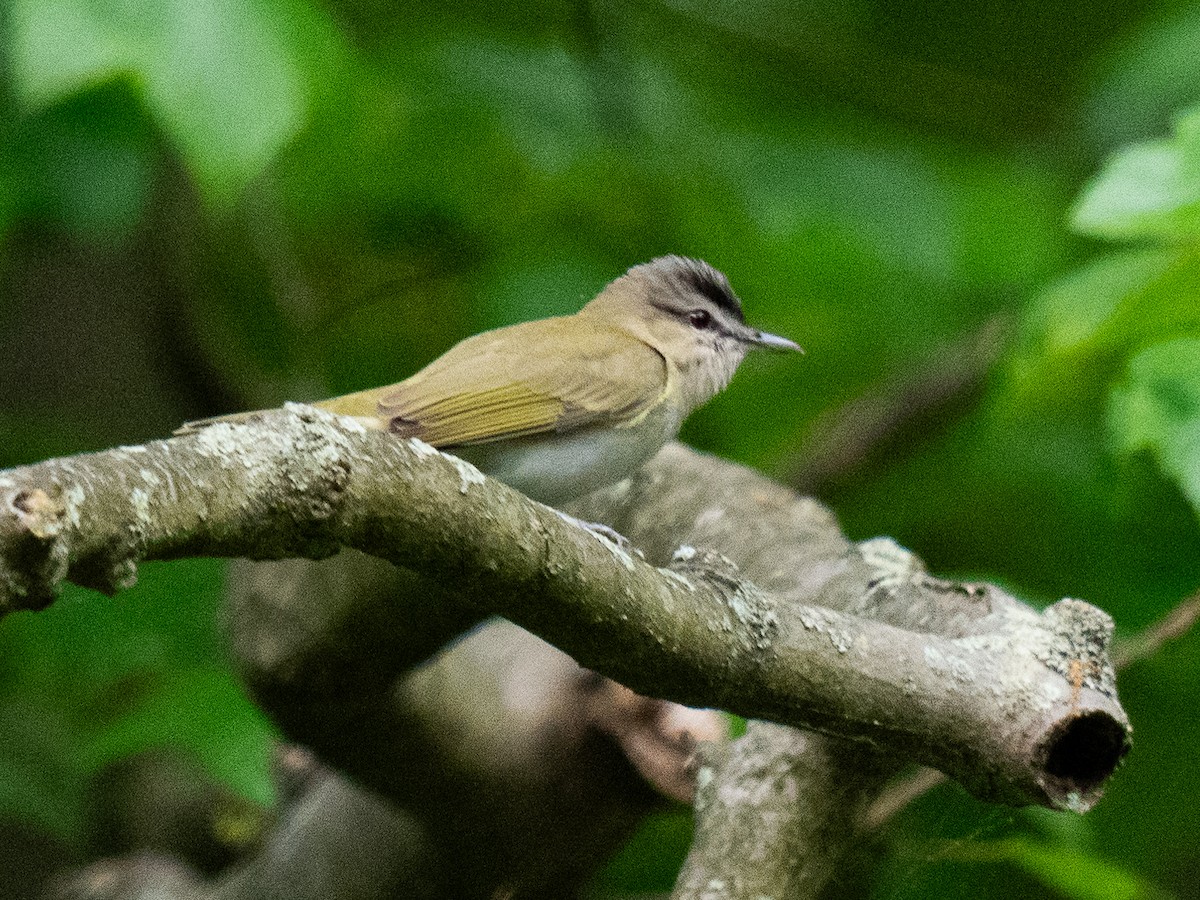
[179,256,801,506]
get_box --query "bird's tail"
[176,395,385,435]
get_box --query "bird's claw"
[555,512,641,558]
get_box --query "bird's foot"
[554,512,642,559]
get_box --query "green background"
[1,0,1199,896]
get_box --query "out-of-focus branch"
[45,855,202,900]
[227,599,698,899]
[673,723,893,900]
[1113,587,1200,670]
[781,314,1012,493]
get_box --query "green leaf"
[10,0,346,201]
[1073,105,1200,242]
[707,130,959,282]
[593,810,693,892]
[8,0,127,105]
[1013,247,1200,410]
[438,37,596,176]
[6,83,156,238]
[0,559,275,840]
[1024,248,1182,355]
[963,837,1174,900]
[82,668,276,807]
[1109,337,1200,516]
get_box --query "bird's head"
[582,255,801,411]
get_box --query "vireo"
[181,256,800,505]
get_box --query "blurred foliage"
[0,561,275,843]
[1,0,1199,897]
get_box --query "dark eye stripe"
[639,255,746,324]
[651,301,736,339]
[677,260,744,323]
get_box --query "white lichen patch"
[451,456,487,494]
[289,442,343,495]
[693,506,726,529]
[600,538,636,571]
[1033,676,1068,709]
[984,597,1122,704]
[159,466,179,503]
[860,536,924,596]
[0,476,14,489]
[726,587,779,644]
[129,487,151,521]
[673,544,698,563]
[110,558,138,591]
[670,548,778,652]
[553,510,638,570]
[859,536,921,568]
[797,606,854,653]
[406,437,440,459]
[191,422,244,459]
[65,483,86,528]
[660,568,697,592]
[605,477,632,502]
[1060,791,1089,814]
[127,487,153,543]
[184,409,364,526]
[923,645,974,684]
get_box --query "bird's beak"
[746,328,804,353]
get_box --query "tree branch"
[0,405,1129,817]
[673,723,893,899]
[864,583,1200,835]
[570,445,1129,895]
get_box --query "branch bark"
[568,445,1129,895]
[224,566,692,898]
[0,405,1129,816]
[674,723,892,899]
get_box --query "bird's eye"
[687,309,713,329]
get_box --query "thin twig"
[1112,588,1200,670]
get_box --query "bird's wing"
[371,318,668,447]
